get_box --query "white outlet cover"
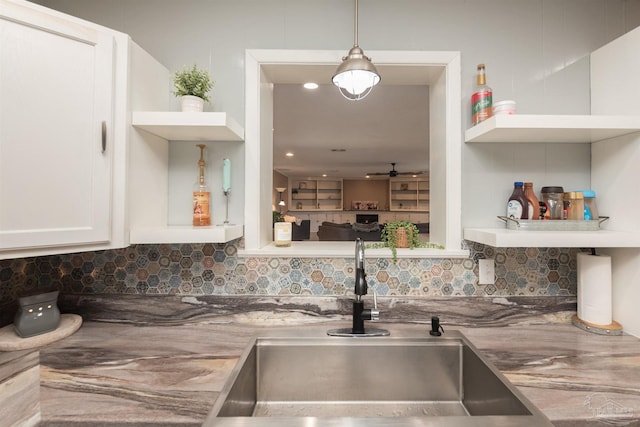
[478,259,495,285]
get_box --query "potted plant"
[381,221,420,262]
[366,221,443,263]
[173,64,214,112]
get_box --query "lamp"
[275,187,287,212]
[332,0,380,101]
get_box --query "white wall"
[590,24,640,337]
[32,0,640,229]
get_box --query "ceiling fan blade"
[397,171,426,175]
[366,172,389,176]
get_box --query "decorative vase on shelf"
[181,95,205,112]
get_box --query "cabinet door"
[0,1,114,251]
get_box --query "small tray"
[498,216,609,231]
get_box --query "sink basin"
[204,330,553,426]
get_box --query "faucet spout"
[354,238,367,297]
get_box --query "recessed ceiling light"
[322,174,327,177]
[365,175,370,179]
[286,152,294,157]
[303,82,319,89]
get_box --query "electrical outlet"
[478,259,495,284]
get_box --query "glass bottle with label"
[193,144,211,226]
[471,64,493,125]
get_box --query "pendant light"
[275,187,287,212]
[332,0,380,101]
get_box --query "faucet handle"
[371,289,380,321]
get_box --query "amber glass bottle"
[193,144,211,226]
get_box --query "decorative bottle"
[524,182,540,220]
[193,144,211,226]
[471,64,493,125]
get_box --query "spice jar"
[564,192,585,220]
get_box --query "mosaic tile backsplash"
[0,241,580,306]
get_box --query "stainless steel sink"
[204,330,553,426]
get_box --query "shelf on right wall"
[463,114,640,248]
[464,114,640,144]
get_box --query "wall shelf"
[130,109,244,245]
[130,224,243,244]
[464,114,640,248]
[464,228,640,248]
[132,111,244,141]
[464,114,640,143]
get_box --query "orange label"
[193,191,211,226]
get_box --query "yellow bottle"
[193,144,211,226]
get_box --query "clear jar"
[540,186,564,219]
[564,192,585,220]
[493,100,516,115]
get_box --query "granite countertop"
[33,295,640,427]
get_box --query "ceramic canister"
[14,290,61,338]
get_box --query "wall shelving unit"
[289,178,343,211]
[131,111,244,244]
[389,177,429,212]
[463,114,640,247]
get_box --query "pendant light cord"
[353,0,359,47]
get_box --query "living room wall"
[344,179,389,211]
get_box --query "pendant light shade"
[332,0,380,101]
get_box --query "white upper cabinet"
[0,0,115,257]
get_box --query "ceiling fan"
[367,163,425,178]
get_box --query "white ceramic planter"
[180,95,205,112]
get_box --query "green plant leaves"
[173,64,214,102]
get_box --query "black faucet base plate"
[327,327,390,337]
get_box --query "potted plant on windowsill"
[173,64,214,112]
[381,221,419,262]
[367,221,442,263]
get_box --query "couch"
[317,222,383,242]
[317,221,429,242]
[291,220,310,241]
